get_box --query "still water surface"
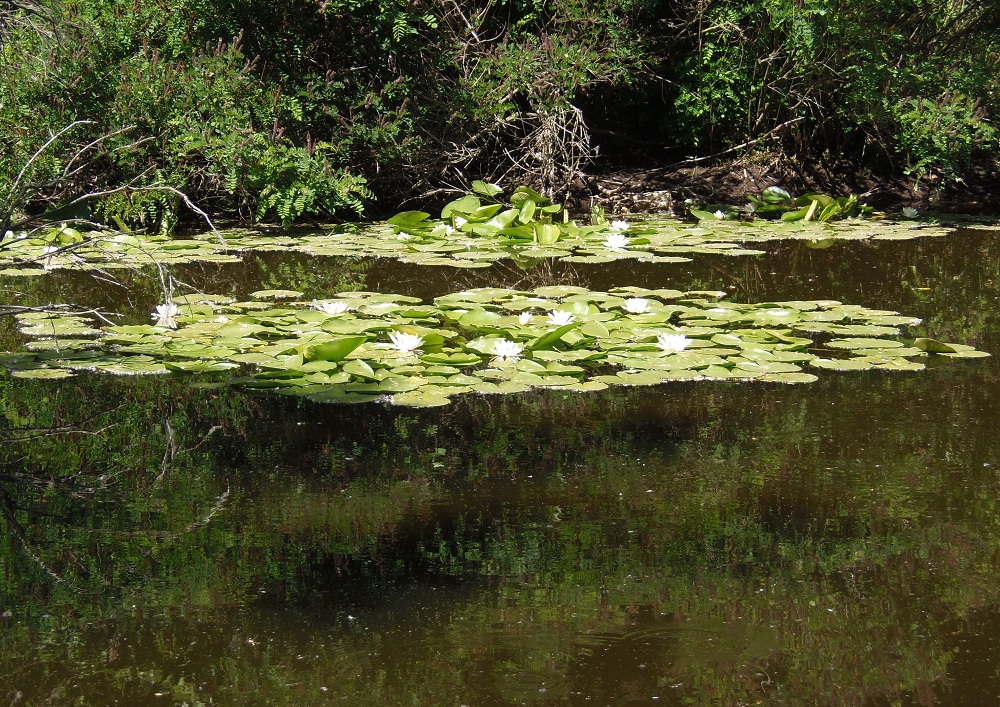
[1,228,999,704]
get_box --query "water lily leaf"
[441,194,482,219]
[391,390,452,407]
[517,198,536,223]
[458,309,504,327]
[388,210,431,227]
[164,360,240,372]
[869,358,926,371]
[827,338,905,350]
[534,223,561,245]
[912,337,957,354]
[85,358,170,375]
[472,180,503,198]
[515,358,547,373]
[933,347,991,359]
[306,387,382,404]
[528,322,580,350]
[760,372,819,384]
[562,380,609,392]
[11,368,75,379]
[249,289,303,299]
[534,285,590,297]
[0,267,46,277]
[342,359,377,379]
[217,321,270,338]
[472,381,531,394]
[734,360,801,374]
[530,349,604,362]
[301,336,367,362]
[809,358,874,371]
[420,352,482,366]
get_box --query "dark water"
[1,230,1000,705]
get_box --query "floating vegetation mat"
[0,216,981,276]
[2,287,988,407]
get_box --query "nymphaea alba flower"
[902,207,919,219]
[609,219,630,232]
[492,338,523,362]
[518,311,533,324]
[656,332,690,353]
[713,210,726,219]
[152,302,180,329]
[603,233,629,252]
[621,297,650,314]
[388,330,424,355]
[315,300,350,316]
[547,310,575,326]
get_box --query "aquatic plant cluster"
[4,286,986,407]
[0,215,967,278]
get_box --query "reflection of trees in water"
[1,366,999,701]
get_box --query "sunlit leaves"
[2,287,987,407]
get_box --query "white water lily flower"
[389,330,424,355]
[152,303,181,329]
[492,338,523,362]
[547,310,575,326]
[713,210,726,219]
[315,300,350,315]
[609,219,630,232]
[621,298,650,314]
[656,332,690,353]
[430,223,456,237]
[603,233,629,252]
[42,245,58,254]
[902,207,919,218]
[518,311,533,324]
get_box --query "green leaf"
[528,322,580,350]
[301,336,367,362]
[471,180,503,198]
[387,210,431,227]
[518,199,537,223]
[761,186,793,205]
[342,359,377,378]
[441,196,480,218]
[912,337,957,354]
[534,223,561,245]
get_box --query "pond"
[1,221,999,704]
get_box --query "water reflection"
[0,230,999,704]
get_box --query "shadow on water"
[1,227,1000,703]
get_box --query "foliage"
[1,283,987,406]
[687,186,872,222]
[3,0,1000,228]
[629,0,1000,183]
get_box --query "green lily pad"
[391,390,453,407]
[912,337,957,354]
[809,358,874,371]
[11,368,76,379]
[249,289,303,299]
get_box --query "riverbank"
[581,155,1000,219]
